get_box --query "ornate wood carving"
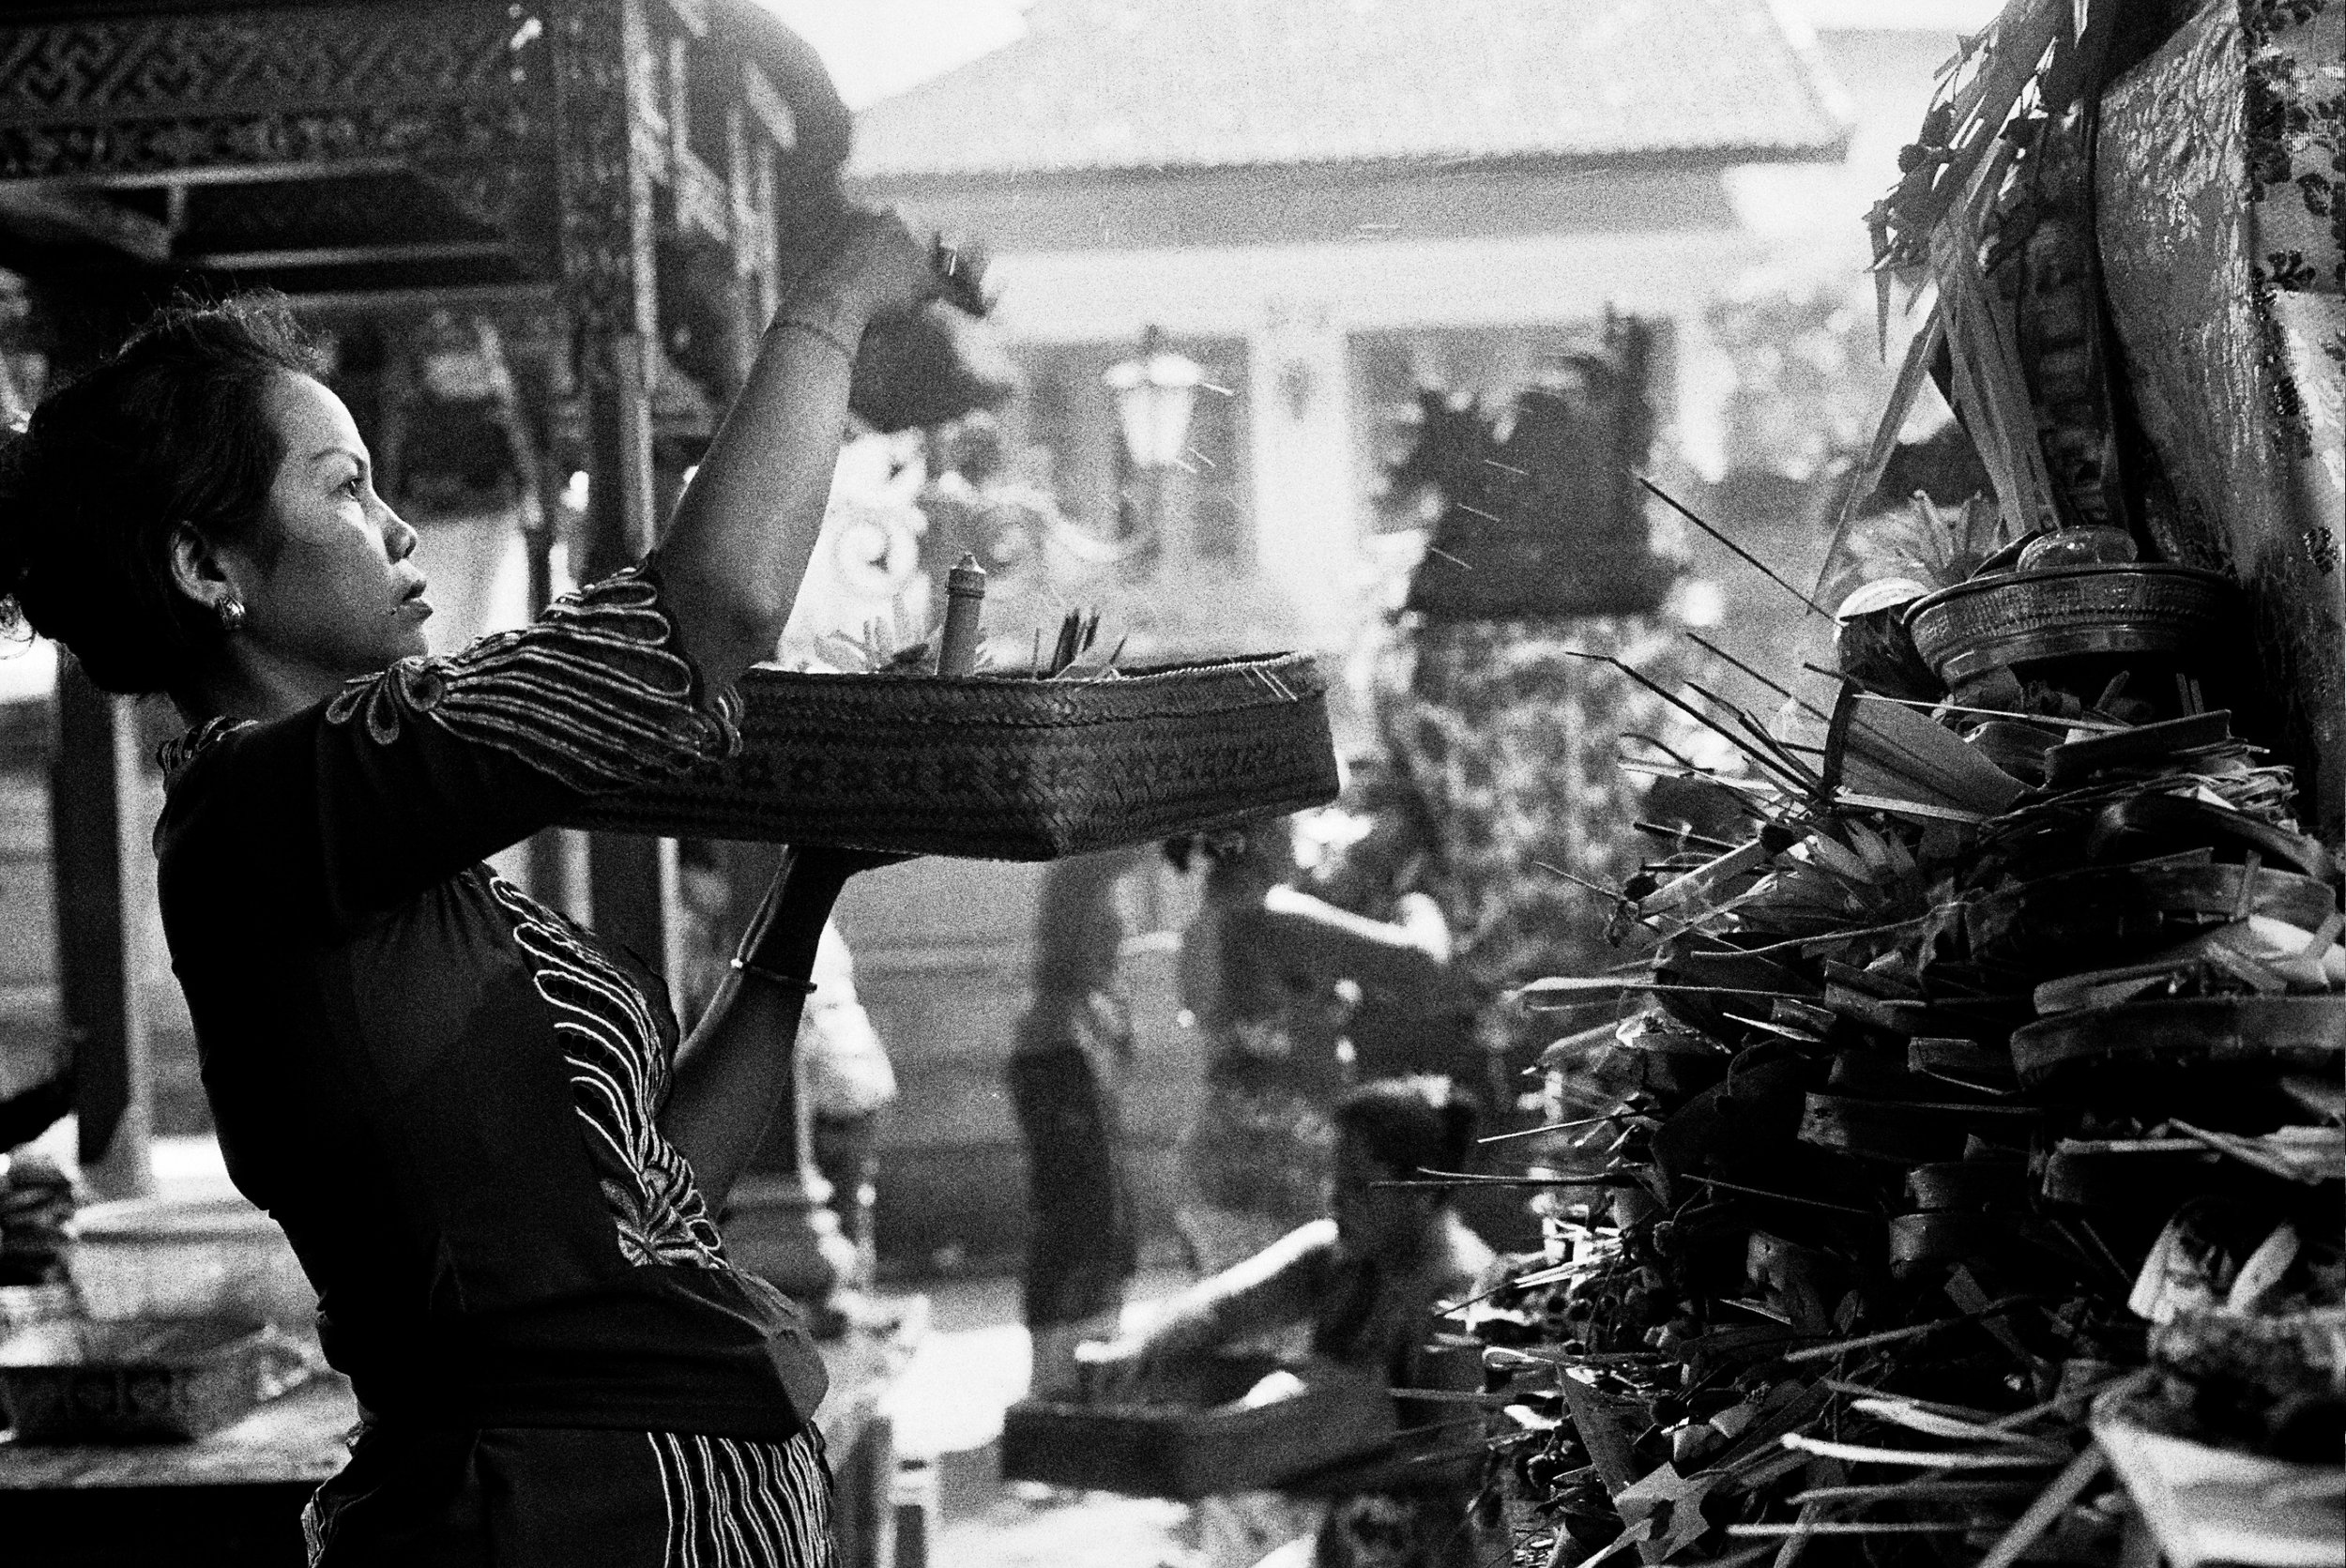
[0,6,541,182]
[413,160,543,241]
[549,0,656,345]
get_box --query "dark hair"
[1333,1074,1480,1184]
[0,294,322,695]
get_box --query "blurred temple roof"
[849,0,1852,181]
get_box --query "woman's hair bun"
[0,293,319,695]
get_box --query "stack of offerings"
[1448,0,2344,1557]
[1459,687,2340,1568]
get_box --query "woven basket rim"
[731,650,1325,732]
[742,650,1318,687]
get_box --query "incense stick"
[1636,474,1831,616]
[1688,632,1834,722]
[1635,820,1744,854]
[1799,667,2132,733]
[1684,677,1827,790]
[1479,1112,1628,1145]
[1565,649,1817,795]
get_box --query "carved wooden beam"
[0,5,547,186]
[0,183,171,262]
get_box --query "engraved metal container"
[1903,563,2237,688]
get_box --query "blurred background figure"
[1008,842,1152,1398]
[1082,1074,1497,1568]
[799,916,899,1290]
[1166,819,1464,1281]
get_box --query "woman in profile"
[0,206,935,1565]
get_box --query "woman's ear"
[167,521,236,615]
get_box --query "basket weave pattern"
[563,654,1339,860]
[1906,564,2235,681]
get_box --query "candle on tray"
[936,553,986,677]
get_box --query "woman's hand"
[734,845,912,982]
[795,206,940,323]
[660,207,937,693]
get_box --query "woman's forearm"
[655,307,866,694]
[1256,884,1449,992]
[662,974,808,1211]
[655,208,937,693]
[661,848,858,1209]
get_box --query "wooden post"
[504,333,572,920]
[49,663,153,1199]
[575,333,680,969]
[551,0,682,978]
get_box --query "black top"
[153,562,823,1440]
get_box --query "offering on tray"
[564,652,1340,860]
[999,1353,1396,1499]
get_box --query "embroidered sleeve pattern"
[157,715,256,786]
[324,563,741,795]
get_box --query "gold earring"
[218,598,247,632]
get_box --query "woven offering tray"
[565,653,1339,860]
[1000,1354,1395,1499]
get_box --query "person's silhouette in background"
[1009,842,1153,1397]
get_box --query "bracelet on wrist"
[766,294,864,361]
[767,316,855,362]
[729,955,817,994]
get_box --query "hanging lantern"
[1103,326,1203,470]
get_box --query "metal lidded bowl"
[1902,563,2237,688]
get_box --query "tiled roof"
[849,0,1851,181]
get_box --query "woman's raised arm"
[655,208,939,693]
